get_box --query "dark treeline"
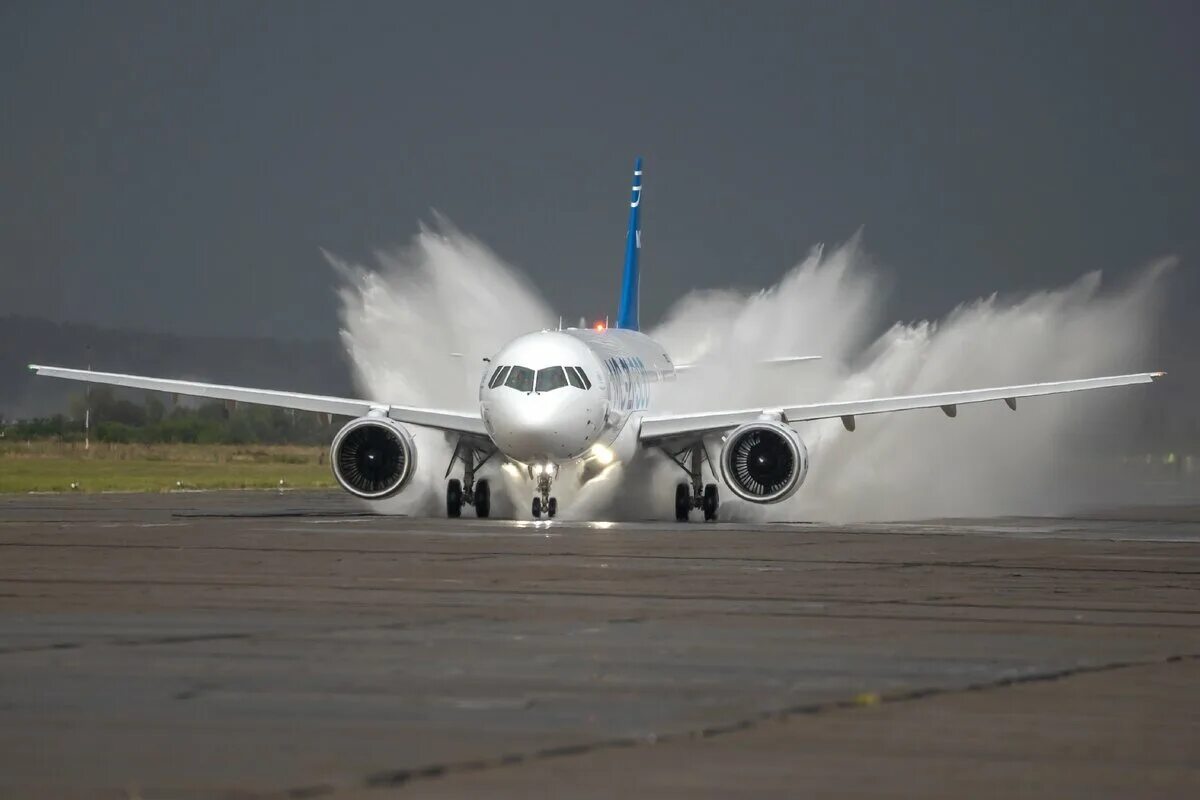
[1,387,342,445]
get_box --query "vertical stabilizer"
[616,157,643,330]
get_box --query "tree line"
[1,387,342,445]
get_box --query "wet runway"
[1,491,1197,798]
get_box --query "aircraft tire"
[547,497,557,518]
[447,479,463,518]
[474,480,491,518]
[675,483,690,522]
[703,483,719,522]
[532,496,542,518]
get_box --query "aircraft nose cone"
[485,393,601,461]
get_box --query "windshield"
[536,366,568,392]
[488,365,510,389]
[504,366,535,392]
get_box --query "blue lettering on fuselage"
[605,356,650,412]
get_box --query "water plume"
[329,219,554,516]
[333,219,1169,521]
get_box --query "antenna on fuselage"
[557,315,563,331]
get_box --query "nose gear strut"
[529,466,558,519]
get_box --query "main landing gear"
[445,439,496,518]
[531,466,557,519]
[663,442,720,522]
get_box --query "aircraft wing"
[28,365,489,437]
[674,355,821,373]
[639,372,1164,443]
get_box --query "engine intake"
[720,421,809,503]
[330,417,417,499]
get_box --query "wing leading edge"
[639,372,1165,442]
[28,365,488,437]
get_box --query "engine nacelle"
[719,421,809,503]
[330,417,417,500]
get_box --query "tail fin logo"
[617,157,643,331]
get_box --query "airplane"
[30,158,1164,521]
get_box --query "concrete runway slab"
[0,491,1197,798]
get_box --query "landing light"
[593,321,606,332]
[590,444,615,466]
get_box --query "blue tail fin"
[616,157,643,330]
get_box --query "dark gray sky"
[3,0,1196,339]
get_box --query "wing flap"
[639,372,1163,442]
[28,365,487,436]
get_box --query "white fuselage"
[479,328,675,465]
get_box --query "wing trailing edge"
[639,371,1164,442]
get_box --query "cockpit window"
[504,366,535,392]
[536,366,568,392]
[565,366,585,389]
[488,365,510,389]
[574,367,592,389]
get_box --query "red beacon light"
[593,321,607,333]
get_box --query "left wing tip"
[1151,371,1167,380]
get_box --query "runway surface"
[0,491,1197,798]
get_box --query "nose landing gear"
[664,442,720,522]
[531,469,557,518]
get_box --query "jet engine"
[330,417,417,499]
[719,421,809,503]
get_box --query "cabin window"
[488,365,510,389]
[504,366,535,392]
[536,366,569,392]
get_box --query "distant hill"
[0,316,355,421]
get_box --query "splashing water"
[333,221,1169,521]
[329,220,554,517]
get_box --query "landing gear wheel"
[547,497,558,518]
[532,496,542,518]
[474,479,491,518]
[446,479,463,518]
[703,483,719,522]
[675,483,690,522]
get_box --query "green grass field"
[0,441,336,493]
